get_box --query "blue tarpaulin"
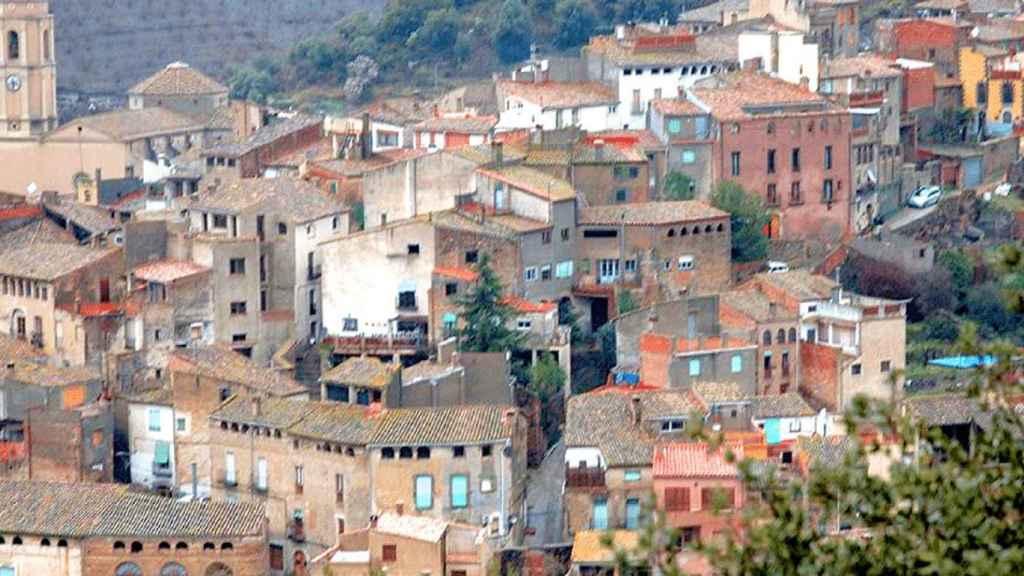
[928,355,996,369]
[615,372,640,385]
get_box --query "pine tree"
[457,254,526,352]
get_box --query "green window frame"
[147,408,161,432]
[450,474,469,509]
[668,118,682,134]
[624,469,642,483]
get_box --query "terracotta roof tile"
[690,382,751,406]
[130,62,227,96]
[579,201,727,226]
[586,129,665,151]
[192,176,344,223]
[498,80,617,109]
[211,395,317,430]
[52,107,209,141]
[586,27,736,66]
[133,259,209,284]
[502,296,557,314]
[321,356,397,389]
[571,530,640,564]
[752,393,816,418]
[204,114,322,158]
[690,72,839,121]
[676,335,754,354]
[0,242,117,281]
[651,98,705,115]
[653,442,742,478]
[434,266,479,282]
[748,270,838,301]
[44,200,118,235]
[375,512,450,542]
[476,166,575,202]
[822,55,902,79]
[169,345,306,397]
[369,405,515,446]
[286,402,374,444]
[415,115,497,134]
[719,290,798,323]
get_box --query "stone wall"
[48,0,386,93]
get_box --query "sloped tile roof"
[586,29,737,67]
[286,402,374,444]
[653,442,742,478]
[210,395,317,430]
[434,266,478,282]
[321,356,397,389]
[651,98,705,115]
[0,481,263,538]
[752,393,816,419]
[571,530,640,564]
[169,345,306,396]
[502,296,557,314]
[822,55,902,79]
[192,176,343,223]
[368,405,515,446]
[797,435,856,470]
[690,72,838,121]
[0,361,101,388]
[579,201,727,226]
[133,259,209,284]
[690,382,751,406]
[415,115,497,134]
[130,62,227,96]
[0,334,46,363]
[0,218,77,248]
[498,80,617,109]
[0,242,117,281]
[44,200,118,235]
[375,512,449,542]
[903,394,980,427]
[402,360,461,383]
[203,114,321,158]
[50,107,209,142]
[680,0,749,22]
[476,165,575,202]
[750,270,838,301]
[720,289,798,323]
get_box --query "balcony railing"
[288,520,306,542]
[566,466,606,489]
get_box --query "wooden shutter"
[665,487,689,511]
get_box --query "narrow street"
[523,441,567,547]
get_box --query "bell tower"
[0,0,57,140]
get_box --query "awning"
[154,441,170,465]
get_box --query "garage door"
[963,156,983,189]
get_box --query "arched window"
[1002,81,1014,105]
[704,225,712,233]
[203,542,216,551]
[160,562,188,576]
[40,538,51,546]
[7,31,19,60]
[680,227,688,236]
[43,30,50,61]
[789,328,797,342]
[762,330,772,345]
[716,223,724,232]
[976,81,988,105]
[416,447,430,459]
[115,562,144,576]
[667,228,675,237]
[220,542,233,551]
[777,329,786,343]
[58,539,68,548]
[159,541,171,551]
[176,542,189,550]
[11,536,21,546]
[692,226,700,235]
[399,447,413,459]
[113,541,126,551]
[130,541,143,554]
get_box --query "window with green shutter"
[450,474,468,509]
[415,475,433,510]
[148,408,161,432]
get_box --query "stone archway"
[9,308,25,339]
[204,563,232,576]
[160,562,188,576]
[115,563,143,576]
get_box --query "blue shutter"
[451,474,468,508]
[415,475,433,510]
[592,499,608,529]
[625,498,641,529]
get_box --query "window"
[382,544,397,563]
[788,328,797,343]
[731,354,743,373]
[681,149,696,164]
[881,360,891,372]
[416,447,431,459]
[852,363,862,375]
[7,31,18,60]
[541,230,551,244]
[176,418,186,432]
[541,265,552,281]
[465,250,479,264]
[615,189,628,203]
[592,498,608,529]
[790,182,802,204]
[278,222,287,235]
[767,184,778,206]
[445,282,458,296]
[335,474,345,502]
[555,261,574,278]
[212,214,228,228]
[823,179,834,203]
[688,358,701,376]
[225,452,236,485]
[381,447,395,459]
[43,29,50,61]
[148,408,161,432]
[256,457,268,490]
[415,475,433,510]
[92,428,104,447]
[767,149,776,174]
[1003,81,1014,105]
[399,447,413,459]
[789,419,802,433]
[230,301,247,315]
[451,474,469,508]
[731,151,741,176]
[295,465,304,493]
[228,258,245,275]
[678,255,694,271]
[825,145,833,170]
[624,259,637,274]
[624,469,642,483]
[668,118,682,134]
[406,243,420,256]
[977,82,988,105]
[665,487,690,511]
[482,445,493,457]
[701,487,736,511]
[525,267,537,282]
[791,148,801,171]
[625,498,641,529]
[397,290,416,309]
[561,227,570,241]
[269,545,284,570]
[343,317,358,332]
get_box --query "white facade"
[564,447,605,469]
[617,64,721,129]
[497,97,620,132]
[294,213,348,342]
[413,130,489,151]
[128,401,176,490]
[752,408,830,443]
[325,116,406,154]
[738,29,819,91]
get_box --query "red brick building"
[653,443,745,542]
[690,73,852,242]
[878,19,971,81]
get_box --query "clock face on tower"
[5,74,21,93]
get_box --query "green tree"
[376,0,437,45]
[228,64,280,104]
[530,353,567,444]
[288,39,348,85]
[609,323,1024,575]
[494,0,534,64]
[614,0,684,23]
[937,249,975,297]
[336,11,378,57]
[457,254,526,352]
[662,171,695,201]
[965,282,1017,335]
[554,0,597,49]
[711,181,770,263]
[411,8,460,56]
[928,107,974,144]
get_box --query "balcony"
[396,293,417,311]
[288,519,306,542]
[566,465,606,489]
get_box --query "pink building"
[653,442,746,543]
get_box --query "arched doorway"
[204,563,232,576]
[115,563,143,576]
[293,550,308,575]
[10,309,25,340]
[160,563,188,576]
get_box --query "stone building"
[167,345,309,500]
[202,115,324,180]
[649,98,715,200]
[187,177,348,363]
[128,62,229,117]
[524,138,651,206]
[126,387,177,491]
[0,480,268,576]
[719,289,802,395]
[320,356,400,406]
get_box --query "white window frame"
[678,255,695,271]
[256,457,268,490]
[524,267,538,282]
[517,319,532,331]
[225,452,236,485]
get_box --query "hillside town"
[1,0,1024,574]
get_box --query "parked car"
[907,186,942,208]
[766,261,790,273]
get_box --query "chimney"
[492,141,504,169]
[395,501,404,516]
[594,139,605,161]
[250,395,262,417]
[630,395,642,425]
[360,112,371,160]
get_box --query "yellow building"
[960,45,1024,125]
